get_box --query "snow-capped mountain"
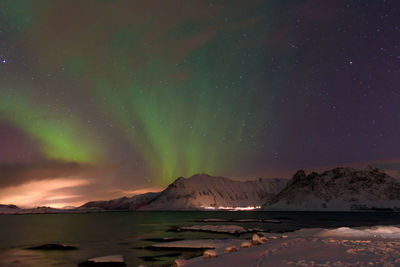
[263,166,400,211]
[0,204,68,214]
[141,173,286,210]
[78,192,160,211]
[0,204,20,214]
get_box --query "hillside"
[141,173,286,210]
[263,166,400,211]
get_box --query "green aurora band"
[0,1,287,184]
[0,89,101,163]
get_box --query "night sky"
[0,0,399,207]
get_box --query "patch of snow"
[87,255,124,263]
[319,226,400,239]
[173,259,188,266]
[0,206,67,214]
[151,239,243,250]
[197,218,281,223]
[200,218,228,222]
[224,246,237,253]
[179,225,246,234]
[251,234,264,245]
[79,192,160,211]
[203,250,217,258]
[240,241,252,248]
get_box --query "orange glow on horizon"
[0,178,90,208]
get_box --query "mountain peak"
[169,173,225,187]
[142,174,287,210]
[179,173,213,180]
[292,169,306,181]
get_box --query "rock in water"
[251,234,263,245]
[224,246,237,253]
[173,259,188,266]
[79,255,126,266]
[240,241,252,248]
[203,249,217,258]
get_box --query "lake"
[0,211,399,266]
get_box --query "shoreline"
[166,225,400,266]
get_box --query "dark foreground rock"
[27,243,77,250]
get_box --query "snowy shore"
[166,225,400,267]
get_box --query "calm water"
[0,211,399,266]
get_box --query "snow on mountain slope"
[141,173,286,210]
[263,166,400,211]
[0,204,68,214]
[78,192,160,211]
[0,204,20,214]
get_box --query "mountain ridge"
[2,167,400,213]
[263,166,400,211]
[78,192,160,211]
[140,173,286,210]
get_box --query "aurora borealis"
[0,0,399,207]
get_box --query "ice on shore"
[151,239,244,250]
[197,218,281,223]
[178,225,247,234]
[80,255,126,266]
[89,255,124,263]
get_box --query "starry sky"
[0,0,399,207]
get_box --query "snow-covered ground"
[167,225,400,267]
[319,226,400,239]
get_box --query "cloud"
[0,159,158,207]
[0,160,96,188]
[0,177,90,208]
